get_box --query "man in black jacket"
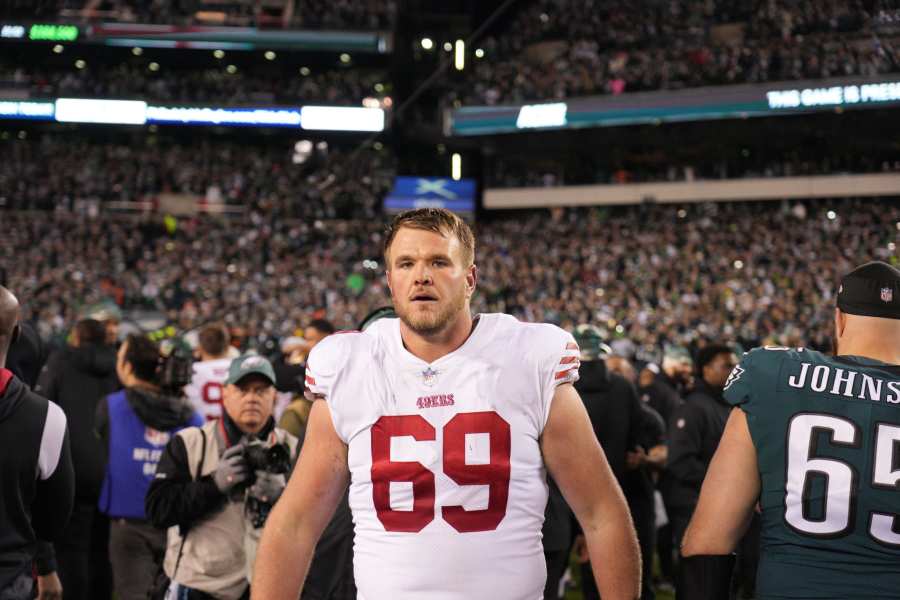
[541,326,644,600]
[34,319,119,600]
[663,344,737,549]
[0,286,75,600]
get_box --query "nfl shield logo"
[421,367,439,387]
[882,287,893,303]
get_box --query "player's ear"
[465,264,477,297]
[834,307,847,339]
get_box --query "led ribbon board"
[0,98,385,131]
[448,75,900,136]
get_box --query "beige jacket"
[163,420,297,600]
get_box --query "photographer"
[94,335,202,600]
[146,355,298,600]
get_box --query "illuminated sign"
[55,99,147,124]
[0,97,386,131]
[384,177,476,212]
[146,105,302,127]
[767,81,900,109]
[28,24,79,41]
[516,102,568,129]
[0,100,54,119]
[450,75,900,136]
[299,106,385,131]
[1,25,25,39]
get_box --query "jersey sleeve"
[723,348,757,408]
[304,334,351,402]
[536,326,581,429]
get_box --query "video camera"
[157,338,194,394]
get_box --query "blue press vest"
[98,390,202,519]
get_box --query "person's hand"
[573,534,590,564]
[625,447,647,470]
[248,472,287,504]
[36,571,63,600]
[214,445,248,493]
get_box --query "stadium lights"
[264,51,276,60]
[454,40,465,70]
[132,47,143,56]
[148,62,159,72]
[374,83,385,93]
[475,48,484,58]
[443,42,453,52]
[420,37,434,50]
[451,153,462,180]
[226,65,237,74]
[340,53,351,64]
[74,59,86,69]
[213,49,225,59]
[52,44,63,53]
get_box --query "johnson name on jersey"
[305,313,579,600]
[724,346,900,599]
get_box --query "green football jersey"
[724,347,900,599]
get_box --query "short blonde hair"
[383,208,475,267]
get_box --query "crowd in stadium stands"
[4,0,396,29]
[3,198,896,359]
[0,61,387,106]
[0,135,395,219]
[457,0,900,105]
[487,152,900,187]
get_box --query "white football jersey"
[183,357,231,422]
[305,313,580,600]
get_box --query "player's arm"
[542,383,641,600]
[679,407,759,599]
[251,399,349,600]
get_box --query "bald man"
[0,287,74,600]
[681,262,900,600]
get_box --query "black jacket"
[542,359,643,549]
[0,370,74,590]
[662,380,731,509]
[640,372,684,428]
[34,344,119,501]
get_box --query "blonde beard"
[395,290,468,337]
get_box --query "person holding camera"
[146,354,298,600]
[94,335,202,600]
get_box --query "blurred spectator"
[184,323,233,422]
[456,0,899,105]
[34,319,119,600]
[14,0,396,29]
[95,335,202,600]
[0,285,74,600]
[145,355,297,600]
[276,318,334,440]
[662,345,737,550]
[0,60,388,108]
[2,197,897,356]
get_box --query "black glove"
[213,445,248,494]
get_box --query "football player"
[253,208,640,599]
[183,323,232,421]
[681,261,900,599]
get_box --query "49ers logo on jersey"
[416,394,454,409]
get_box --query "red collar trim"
[0,369,13,395]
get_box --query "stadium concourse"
[3,197,897,358]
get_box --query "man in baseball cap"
[223,355,279,437]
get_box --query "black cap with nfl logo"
[837,261,900,320]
